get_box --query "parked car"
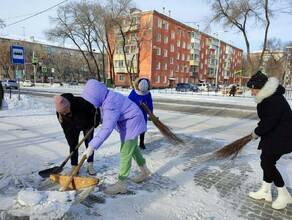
[190,84,199,92]
[66,80,78,85]
[1,79,18,89]
[23,80,35,87]
[195,83,209,91]
[176,83,198,92]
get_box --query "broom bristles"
[140,102,184,145]
[214,134,253,160]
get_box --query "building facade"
[111,9,243,88]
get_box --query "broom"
[214,133,253,160]
[140,102,184,145]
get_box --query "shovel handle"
[59,127,94,168]
[60,154,87,191]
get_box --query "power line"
[5,0,69,27]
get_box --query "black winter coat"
[254,78,292,155]
[57,93,100,147]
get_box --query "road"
[7,87,258,120]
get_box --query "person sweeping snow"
[247,70,292,210]
[128,78,153,149]
[81,79,151,195]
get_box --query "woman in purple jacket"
[82,79,151,195]
[128,78,153,149]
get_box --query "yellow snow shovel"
[50,155,99,191]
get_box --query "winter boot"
[87,162,96,175]
[139,132,146,149]
[105,180,127,195]
[272,186,292,210]
[133,164,151,183]
[248,181,272,202]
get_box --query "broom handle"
[60,155,87,191]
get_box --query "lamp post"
[213,31,228,89]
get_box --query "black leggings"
[70,129,94,165]
[260,151,284,187]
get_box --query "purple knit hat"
[53,95,70,114]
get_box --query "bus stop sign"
[11,45,25,64]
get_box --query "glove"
[83,146,94,158]
[251,130,259,140]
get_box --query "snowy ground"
[0,85,292,220]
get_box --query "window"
[156,75,160,83]
[156,62,161,70]
[182,41,186,49]
[158,19,162,28]
[163,49,168,57]
[130,34,136,41]
[177,40,180,47]
[157,34,161,42]
[156,48,161,55]
[170,70,174,77]
[170,57,174,64]
[176,53,180,60]
[171,31,175,39]
[164,36,168,44]
[177,27,181,35]
[181,54,185,61]
[115,60,124,67]
[162,21,168,30]
[163,63,167,70]
[170,44,174,52]
[182,30,186,37]
[176,65,179,72]
[118,74,125,82]
[163,76,167,83]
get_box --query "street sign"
[11,45,25,64]
[42,66,47,73]
[16,70,22,79]
[32,57,38,64]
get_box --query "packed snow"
[0,85,291,219]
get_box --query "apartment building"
[111,9,243,88]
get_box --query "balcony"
[189,60,199,66]
[207,73,216,78]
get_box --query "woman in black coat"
[247,71,292,210]
[53,93,100,175]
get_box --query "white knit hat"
[138,79,149,92]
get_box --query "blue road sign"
[11,45,25,64]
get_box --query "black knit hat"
[247,71,268,89]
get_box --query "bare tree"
[205,0,291,75]
[0,44,13,79]
[46,1,101,80]
[113,10,152,87]
[102,0,134,86]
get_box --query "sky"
[0,84,292,219]
[0,0,291,53]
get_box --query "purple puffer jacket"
[81,79,147,150]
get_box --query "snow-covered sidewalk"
[0,92,291,219]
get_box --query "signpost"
[11,46,25,64]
